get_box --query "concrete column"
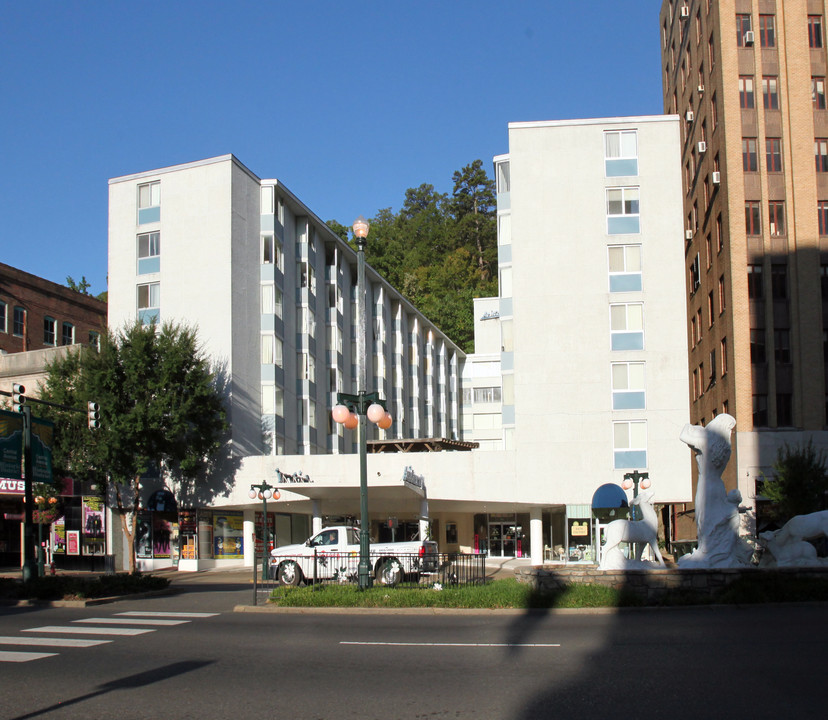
[312,500,322,535]
[419,496,429,541]
[530,507,543,566]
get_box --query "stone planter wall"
[514,564,828,604]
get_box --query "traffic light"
[87,401,100,429]
[12,384,25,413]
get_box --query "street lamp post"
[331,216,393,590]
[248,481,279,584]
[622,470,650,559]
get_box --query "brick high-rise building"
[661,0,828,534]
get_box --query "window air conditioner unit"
[744,30,755,45]
[698,141,707,153]
[680,6,690,18]
[685,229,694,241]
[712,171,721,184]
[698,84,705,94]
[686,110,695,122]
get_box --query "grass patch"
[0,574,170,602]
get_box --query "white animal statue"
[759,510,828,567]
[678,414,753,568]
[599,489,665,570]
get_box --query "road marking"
[24,626,155,636]
[0,650,58,663]
[73,618,189,626]
[340,642,561,648]
[115,611,219,618]
[0,636,111,648]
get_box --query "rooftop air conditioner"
[686,110,695,122]
[680,6,690,18]
[744,30,755,45]
[712,171,721,184]
[698,141,707,153]
[685,229,694,241]
[698,84,705,94]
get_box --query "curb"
[0,588,174,608]
[233,604,620,615]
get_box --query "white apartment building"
[106,127,691,571]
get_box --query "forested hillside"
[327,159,498,354]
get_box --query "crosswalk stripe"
[24,626,155,636]
[0,650,57,663]
[115,611,219,618]
[0,636,111,648]
[73,618,189,626]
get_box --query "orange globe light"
[332,404,350,424]
[35,496,45,505]
[640,478,651,490]
[378,412,393,430]
[366,403,385,424]
[621,478,633,490]
[344,412,359,430]
[272,490,281,501]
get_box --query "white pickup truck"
[269,526,438,586]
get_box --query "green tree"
[762,440,828,521]
[66,275,92,295]
[40,321,228,573]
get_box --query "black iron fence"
[253,550,487,603]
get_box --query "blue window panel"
[499,297,513,317]
[261,315,275,332]
[497,191,510,211]
[261,365,276,382]
[612,391,646,410]
[501,351,514,371]
[498,244,512,263]
[605,158,638,177]
[609,274,642,293]
[138,206,160,225]
[611,332,644,351]
[614,450,647,469]
[608,216,641,235]
[261,215,275,232]
[502,405,515,425]
[138,257,160,275]
[138,308,160,325]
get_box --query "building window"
[613,420,647,469]
[89,331,100,351]
[0,300,5,333]
[721,337,728,375]
[13,306,25,336]
[747,264,764,299]
[753,395,769,427]
[820,202,828,235]
[742,138,758,171]
[707,291,715,326]
[137,282,160,325]
[608,245,642,292]
[763,76,779,110]
[473,387,502,404]
[718,275,726,313]
[759,15,776,47]
[768,202,786,237]
[736,14,752,46]
[745,201,761,235]
[822,264,828,299]
[606,187,640,234]
[809,15,823,49]
[297,352,316,382]
[61,322,74,346]
[777,394,793,427]
[816,139,828,172]
[771,264,788,299]
[604,130,638,177]
[716,214,724,253]
[814,78,827,109]
[262,235,283,270]
[705,235,713,269]
[775,329,791,364]
[739,76,755,108]
[43,317,55,345]
[611,362,646,410]
[751,329,766,364]
[137,232,161,275]
[689,253,701,293]
[261,334,284,367]
[766,138,782,172]
[137,181,160,224]
[610,303,644,351]
[261,185,275,215]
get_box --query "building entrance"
[487,521,516,558]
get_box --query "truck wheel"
[375,558,403,586]
[278,561,302,587]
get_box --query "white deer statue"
[599,489,665,570]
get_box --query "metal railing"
[254,550,487,603]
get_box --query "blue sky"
[1,1,663,296]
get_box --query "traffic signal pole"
[20,404,37,582]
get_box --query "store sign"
[0,411,24,481]
[402,466,424,491]
[0,479,25,495]
[32,418,54,484]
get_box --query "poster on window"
[153,515,172,558]
[53,516,66,554]
[67,530,80,556]
[213,510,244,558]
[135,513,153,558]
[82,496,105,538]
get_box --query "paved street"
[0,573,825,719]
